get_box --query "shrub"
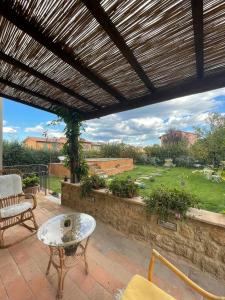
[81,174,106,198]
[84,149,102,158]
[108,177,138,198]
[148,156,164,166]
[23,174,40,188]
[174,156,195,168]
[144,142,188,162]
[144,186,200,220]
[135,153,149,164]
[3,140,62,166]
[100,143,140,162]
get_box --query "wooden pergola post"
[69,124,79,184]
[0,98,3,169]
[66,112,81,184]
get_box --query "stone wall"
[61,182,225,280]
[49,158,133,177]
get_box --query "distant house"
[23,137,66,151]
[159,130,198,147]
[23,137,102,151]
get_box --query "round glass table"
[37,213,96,299]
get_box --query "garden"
[111,165,225,213]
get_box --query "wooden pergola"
[1,0,225,180]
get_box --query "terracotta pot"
[23,185,40,195]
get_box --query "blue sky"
[2,87,225,145]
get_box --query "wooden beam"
[82,0,155,92]
[191,0,204,78]
[0,93,55,114]
[0,77,84,115]
[0,2,126,103]
[0,51,100,109]
[85,69,225,120]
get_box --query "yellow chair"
[122,249,225,300]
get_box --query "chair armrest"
[149,249,225,300]
[24,193,37,209]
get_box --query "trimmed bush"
[144,185,200,220]
[108,177,138,198]
[174,156,195,168]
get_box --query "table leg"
[83,237,90,275]
[57,248,68,299]
[46,247,53,275]
[46,237,92,298]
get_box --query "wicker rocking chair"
[0,174,38,248]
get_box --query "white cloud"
[25,125,44,133]
[3,126,17,134]
[47,130,65,138]
[2,120,18,134]
[82,88,225,145]
[24,123,65,138]
[25,88,223,146]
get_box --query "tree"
[190,113,225,166]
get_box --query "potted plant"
[80,174,106,198]
[23,174,40,194]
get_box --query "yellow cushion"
[122,275,176,300]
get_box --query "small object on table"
[37,213,96,299]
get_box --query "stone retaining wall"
[61,182,225,280]
[49,158,133,177]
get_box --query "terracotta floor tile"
[5,277,35,300]
[106,249,146,276]
[88,282,115,300]
[0,192,224,300]
[0,278,9,300]
[28,275,56,300]
[91,265,123,294]
[0,261,21,285]
[69,262,96,296]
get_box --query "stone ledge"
[187,208,225,229]
[63,181,225,229]
[61,182,225,280]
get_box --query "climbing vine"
[51,107,88,183]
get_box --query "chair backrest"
[0,174,23,199]
[0,169,22,176]
[148,249,225,300]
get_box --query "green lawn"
[48,166,225,213]
[49,176,62,194]
[112,165,225,213]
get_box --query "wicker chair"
[0,174,38,248]
[122,249,225,300]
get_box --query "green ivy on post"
[52,108,88,183]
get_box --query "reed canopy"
[0,0,225,120]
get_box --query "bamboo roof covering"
[1,0,225,120]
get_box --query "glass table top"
[37,213,96,247]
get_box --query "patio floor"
[0,193,224,300]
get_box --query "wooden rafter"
[85,70,225,120]
[0,92,55,114]
[191,0,204,78]
[0,77,83,115]
[0,51,100,109]
[82,0,155,92]
[0,2,126,103]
